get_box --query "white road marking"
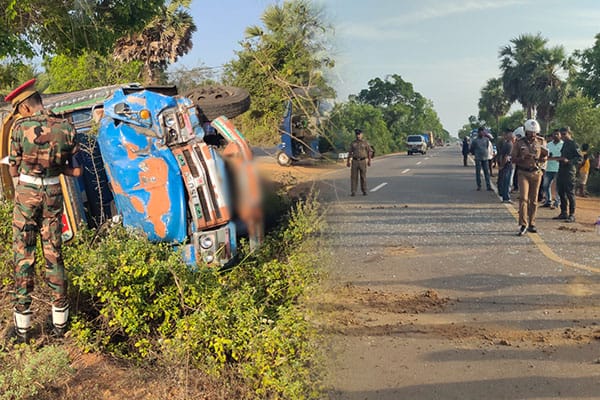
[370,182,388,192]
[424,157,430,160]
[416,161,422,165]
[401,169,410,174]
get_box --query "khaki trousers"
[350,159,367,194]
[517,169,543,227]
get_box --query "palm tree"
[478,78,511,134]
[499,33,570,132]
[533,47,574,133]
[113,0,196,85]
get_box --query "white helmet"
[513,126,525,139]
[524,119,541,134]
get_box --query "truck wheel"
[277,151,292,166]
[184,86,250,122]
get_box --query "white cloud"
[381,0,527,26]
[335,23,420,41]
[336,0,528,41]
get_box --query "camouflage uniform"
[9,110,78,311]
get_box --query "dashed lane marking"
[370,182,388,192]
[416,161,422,165]
[401,169,410,174]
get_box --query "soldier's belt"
[19,174,60,186]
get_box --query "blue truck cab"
[276,98,321,166]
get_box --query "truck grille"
[172,141,230,230]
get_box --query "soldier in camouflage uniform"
[4,79,81,340]
[347,129,373,196]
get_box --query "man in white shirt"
[541,129,563,209]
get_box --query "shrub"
[0,200,13,287]
[63,192,325,398]
[0,344,72,400]
[0,190,326,399]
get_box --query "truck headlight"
[203,254,215,264]
[200,235,213,249]
[164,113,177,127]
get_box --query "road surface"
[316,146,600,400]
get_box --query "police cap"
[4,79,38,107]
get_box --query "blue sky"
[176,0,600,136]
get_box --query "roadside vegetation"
[1,0,449,157]
[0,190,327,399]
[462,32,600,194]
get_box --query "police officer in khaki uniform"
[5,79,81,340]
[347,129,372,196]
[511,119,548,236]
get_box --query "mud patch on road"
[384,244,417,256]
[557,225,593,233]
[313,284,452,333]
[314,283,600,348]
[360,288,450,314]
[351,285,449,312]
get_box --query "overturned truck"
[0,84,263,266]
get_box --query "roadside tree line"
[0,0,447,156]
[461,32,600,153]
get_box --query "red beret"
[4,79,38,106]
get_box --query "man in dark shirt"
[461,137,469,166]
[553,127,582,222]
[497,130,515,203]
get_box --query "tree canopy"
[43,51,144,92]
[0,0,195,92]
[352,74,444,149]
[113,0,196,84]
[223,0,335,144]
[499,33,571,133]
[574,33,600,106]
[327,101,394,155]
[0,0,166,58]
[478,78,510,135]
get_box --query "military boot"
[13,307,33,343]
[51,304,69,338]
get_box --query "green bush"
[0,191,326,399]
[0,344,72,400]
[0,200,13,287]
[63,192,325,398]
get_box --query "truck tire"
[277,151,292,167]
[184,86,250,122]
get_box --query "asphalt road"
[317,146,600,400]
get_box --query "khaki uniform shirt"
[512,136,548,172]
[348,138,371,160]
